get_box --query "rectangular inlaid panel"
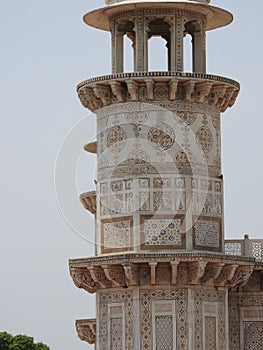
[101,216,133,253]
[193,216,222,252]
[141,215,185,250]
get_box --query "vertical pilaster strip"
[144,17,148,71]
[111,20,116,74]
[202,18,207,73]
[116,31,124,73]
[169,16,176,71]
[175,11,184,71]
[188,288,195,349]
[135,14,145,71]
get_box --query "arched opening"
[184,20,204,73]
[124,34,134,72]
[114,20,135,73]
[147,19,170,71]
[184,34,192,72]
[148,36,168,71]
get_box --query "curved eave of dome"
[83,1,233,32]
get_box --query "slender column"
[111,20,124,73]
[169,17,176,71]
[110,21,116,74]
[192,21,206,73]
[127,32,136,71]
[135,15,147,71]
[116,31,124,73]
[175,13,184,71]
[192,32,204,73]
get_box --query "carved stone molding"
[69,253,256,294]
[75,319,96,344]
[80,191,96,214]
[77,72,239,113]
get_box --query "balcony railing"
[225,235,263,260]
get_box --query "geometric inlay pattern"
[110,317,123,350]
[194,219,220,248]
[155,315,173,350]
[244,321,263,350]
[252,242,263,260]
[224,242,243,256]
[144,219,181,246]
[205,316,217,350]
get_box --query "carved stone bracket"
[80,191,96,214]
[149,262,158,285]
[188,260,207,284]
[195,81,213,103]
[183,80,196,101]
[91,84,111,106]
[70,267,99,293]
[76,319,96,345]
[145,79,154,100]
[201,262,224,285]
[110,81,125,102]
[88,265,111,289]
[123,263,140,286]
[169,78,178,101]
[102,264,125,287]
[127,80,139,101]
[215,264,238,287]
[170,261,179,284]
[227,265,254,290]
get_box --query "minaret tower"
[69,1,255,349]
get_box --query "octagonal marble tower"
[69,1,258,349]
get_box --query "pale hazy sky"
[1,1,263,349]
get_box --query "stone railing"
[225,235,263,260]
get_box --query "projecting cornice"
[69,253,255,293]
[77,72,239,113]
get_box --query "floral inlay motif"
[176,111,197,125]
[103,220,131,249]
[144,219,182,246]
[148,123,175,151]
[196,126,213,154]
[174,151,192,165]
[107,125,127,152]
